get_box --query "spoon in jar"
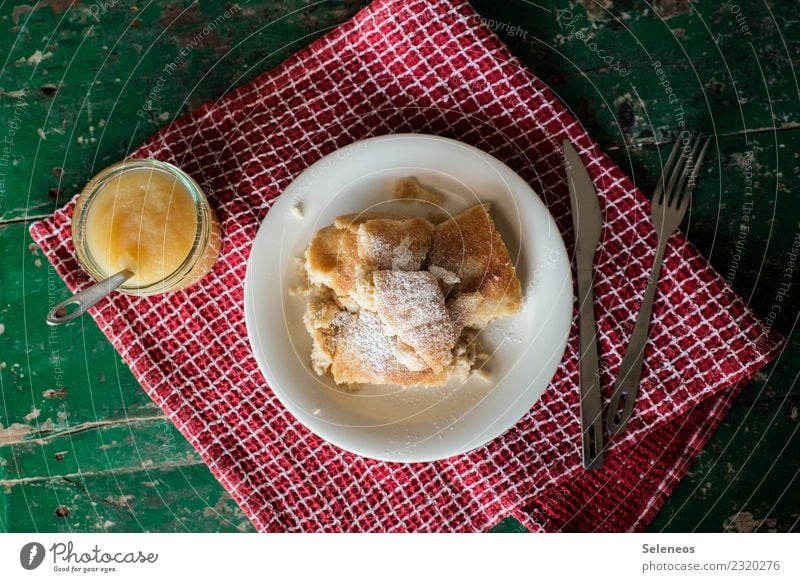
[46,269,133,326]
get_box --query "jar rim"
[71,158,213,296]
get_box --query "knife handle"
[576,267,604,469]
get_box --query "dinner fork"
[606,133,712,435]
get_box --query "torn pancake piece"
[392,176,444,204]
[305,225,359,298]
[446,292,484,339]
[356,217,433,271]
[351,216,434,309]
[392,338,429,372]
[303,286,340,376]
[372,270,455,372]
[300,190,524,388]
[328,309,452,386]
[427,203,523,327]
[334,211,398,232]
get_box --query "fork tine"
[674,136,712,210]
[687,136,712,187]
[671,135,704,206]
[653,136,685,205]
[664,131,693,207]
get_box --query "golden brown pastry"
[392,176,444,204]
[302,194,523,387]
[305,225,359,298]
[427,203,523,327]
[311,212,436,311]
[352,216,434,310]
[356,217,433,271]
[327,309,453,386]
[334,211,398,232]
[372,270,455,372]
[446,292,484,339]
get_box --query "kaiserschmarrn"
[301,185,523,387]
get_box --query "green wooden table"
[1,0,797,533]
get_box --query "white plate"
[244,134,572,462]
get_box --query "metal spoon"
[46,269,133,326]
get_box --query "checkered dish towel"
[31,0,781,532]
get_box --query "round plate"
[244,134,572,462]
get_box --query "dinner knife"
[563,140,605,470]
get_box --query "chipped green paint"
[3,461,253,533]
[1,0,798,532]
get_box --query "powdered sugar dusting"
[391,236,414,270]
[429,264,460,285]
[356,218,432,272]
[361,233,416,271]
[335,310,395,376]
[372,270,455,370]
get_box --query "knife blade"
[563,140,604,470]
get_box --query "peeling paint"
[653,0,690,19]
[580,0,613,20]
[2,416,164,447]
[11,5,34,25]
[104,494,134,508]
[12,0,78,25]
[159,1,203,28]
[42,388,68,398]
[0,422,32,445]
[0,89,27,99]
[672,27,688,40]
[24,408,41,422]
[724,511,777,533]
[22,50,54,66]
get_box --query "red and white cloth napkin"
[31,0,781,532]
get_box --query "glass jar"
[71,158,221,296]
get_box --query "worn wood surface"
[1,0,797,532]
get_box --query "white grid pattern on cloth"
[29,0,782,532]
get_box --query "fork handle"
[577,265,604,469]
[606,239,667,435]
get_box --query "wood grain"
[1,0,797,533]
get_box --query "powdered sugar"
[335,310,395,376]
[429,264,460,285]
[358,233,416,271]
[391,236,414,271]
[372,270,455,370]
[356,218,432,272]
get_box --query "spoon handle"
[46,270,134,326]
